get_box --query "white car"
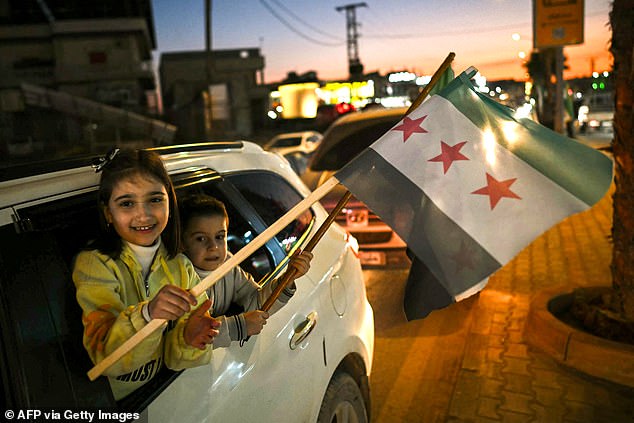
[0,141,374,423]
[264,131,323,157]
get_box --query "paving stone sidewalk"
[446,187,634,423]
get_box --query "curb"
[526,286,634,388]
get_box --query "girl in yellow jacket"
[73,148,220,400]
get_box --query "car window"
[174,169,314,282]
[226,172,314,254]
[176,182,276,282]
[311,118,399,171]
[306,135,321,144]
[0,195,120,410]
[272,136,302,148]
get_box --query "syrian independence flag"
[335,69,613,320]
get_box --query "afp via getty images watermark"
[4,409,145,422]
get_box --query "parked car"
[302,107,409,267]
[578,91,614,133]
[265,131,323,176]
[315,103,356,132]
[264,130,323,157]
[0,142,374,423]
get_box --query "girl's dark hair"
[92,148,181,259]
[179,194,228,231]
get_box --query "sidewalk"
[446,185,634,422]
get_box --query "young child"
[73,148,221,400]
[179,193,313,347]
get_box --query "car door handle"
[290,311,318,350]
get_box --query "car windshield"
[310,116,402,171]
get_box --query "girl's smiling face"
[182,214,228,271]
[104,173,169,247]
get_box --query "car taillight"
[335,102,355,114]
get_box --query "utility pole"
[205,0,213,136]
[336,2,367,81]
[553,46,564,134]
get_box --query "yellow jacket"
[73,242,212,400]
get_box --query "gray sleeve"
[230,265,262,311]
[212,314,247,349]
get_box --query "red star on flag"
[392,115,428,142]
[428,140,470,173]
[471,172,522,210]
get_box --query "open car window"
[225,171,314,255]
[175,169,315,283]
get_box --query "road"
[573,129,612,150]
[364,266,479,422]
[363,263,634,423]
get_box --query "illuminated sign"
[533,0,584,48]
[278,82,320,119]
[388,71,416,83]
[319,81,374,108]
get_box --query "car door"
[148,169,341,422]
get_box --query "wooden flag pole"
[406,52,455,116]
[88,176,341,380]
[259,52,456,313]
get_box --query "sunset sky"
[152,0,613,83]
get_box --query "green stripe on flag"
[438,73,613,206]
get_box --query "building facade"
[159,49,268,141]
[0,0,167,166]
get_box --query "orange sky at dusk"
[154,0,613,83]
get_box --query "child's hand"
[148,285,198,321]
[244,310,270,336]
[184,299,221,349]
[287,251,313,280]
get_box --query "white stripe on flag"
[371,95,589,264]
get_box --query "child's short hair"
[94,148,180,258]
[179,194,228,229]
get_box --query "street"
[364,266,480,422]
[573,128,613,150]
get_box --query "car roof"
[0,142,246,184]
[309,106,407,171]
[0,141,294,211]
[269,131,320,140]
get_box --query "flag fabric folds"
[335,69,613,320]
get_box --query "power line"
[258,0,344,47]
[268,0,344,42]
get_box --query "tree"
[610,0,634,321]
[524,49,568,130]
[567,0,634,342]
